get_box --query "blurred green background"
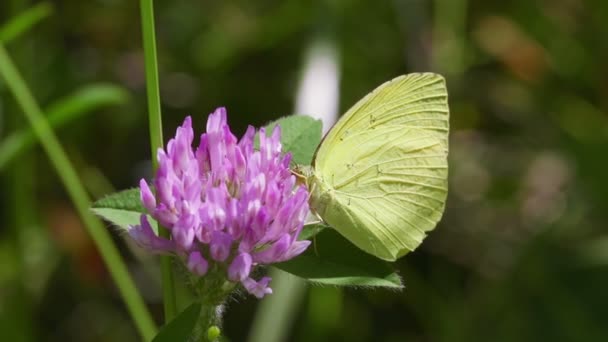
[2,0,608,341]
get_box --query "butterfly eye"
[290,167,308,186]
[294,174,307,187]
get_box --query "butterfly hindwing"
[311,73,449,261]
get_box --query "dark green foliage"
[92,187,143,212]
[275,229,403,288]
[261,115,323,165]
[152,303,202,342]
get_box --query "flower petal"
[210,231,233,262]
[187,251,209,276]
[129,215,174,253]
[139,179,156,212]
[242,277,273,298]
[253,234,290,264]
[228,252,252,282]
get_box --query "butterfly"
[301,73,449,261]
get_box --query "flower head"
[129,108,310,298]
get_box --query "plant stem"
[192,304,221,342]
[139,0,177,322]
[0,44,156,341]
[5,23,36,341]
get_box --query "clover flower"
[129,108,310,298]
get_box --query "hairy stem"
[192,304,222,342]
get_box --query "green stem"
[5,21,35,341]
[0,44,156,341]
[139,0,177,322]
[192,304,221,342]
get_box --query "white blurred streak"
[295,39,340,133]
[248,38,340,342]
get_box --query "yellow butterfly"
[302,73,449,261]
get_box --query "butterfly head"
[290,165,314,187]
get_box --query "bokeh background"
[2,0,608,341]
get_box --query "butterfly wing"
[312,73,449,261]
[314,73,449,167]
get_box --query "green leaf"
[0,2,53,44]
[261,115,322,165]
[0,84,129,170]
[152,302,202,342]
[90,207,155,233]
[91,188,158,233]
[274,229,403,288]
[92,188,144,212]
[45,84,129,125]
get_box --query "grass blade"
[0,84,129,170]
[0,2,53,44]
